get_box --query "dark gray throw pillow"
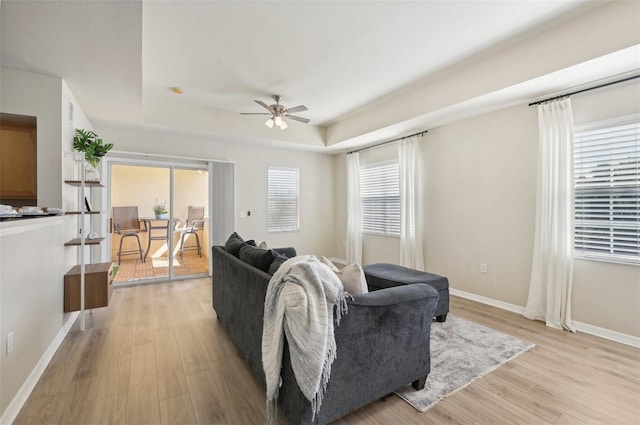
[224,232,255,257]
[268,253,289,275]
[239,244,276,273]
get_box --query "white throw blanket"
[262,255,349,425]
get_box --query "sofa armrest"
[278,283,439,424]
[350,282,437,307]
[336,284,439,377]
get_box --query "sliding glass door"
[108,162,209,285]
[171,168,210,279]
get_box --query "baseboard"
[449,288,640,348]
[0,311,79,425]
[573,321,640,348]
[449,288,526,315]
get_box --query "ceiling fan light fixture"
[243,95,308,130]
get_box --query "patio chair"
[174,206,205,258]
[113,206,144,264]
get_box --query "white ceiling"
[2,0,634,152]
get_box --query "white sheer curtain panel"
[346,152,362,264]
[210,161,234,246]
[524,98,576,332]
[398,136,425,271]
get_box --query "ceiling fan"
[241,95,310,129]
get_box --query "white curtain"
[524,98,576,332]
[398,136,425,271]
[346,152,362,264]
[210,161,234,246]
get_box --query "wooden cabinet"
[64,262,114,312]
[0,119,37,202]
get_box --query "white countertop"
[0,215,64,237]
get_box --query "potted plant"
[73,129,113,180]
[153,198,168,219]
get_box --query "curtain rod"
[347,130,428,155]
[528,74,640,106]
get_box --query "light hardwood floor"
[14,278,640,425]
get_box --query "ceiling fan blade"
[286,115,310,123]
[285,105,308,114]
[240,112,272,115]
[255,100,273,112]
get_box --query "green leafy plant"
[73,128,113,168]
[153,197,168,216]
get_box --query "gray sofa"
[212,244,439,424]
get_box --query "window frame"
[360,160,401,237]
[573,114,639,266]
[267,166,300,233]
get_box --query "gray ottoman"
[363,263,449,322]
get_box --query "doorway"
[109,163,210,285]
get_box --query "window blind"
[574,121,639,262]
[268,167,299,232]
[360,161,400,236]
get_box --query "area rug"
[395,315,534,411]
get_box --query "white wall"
[334,80,640,338]
[110,166,209,219]
[421,104,538,306]
[0,70,94,272]
[61,80,95,270]
[1,68,62,207]
[0,69,95,422]
[0,218,65,421]
[97,124,336,257]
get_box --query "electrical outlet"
[6,332,14,355]
[480,263,487,273]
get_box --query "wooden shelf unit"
[64,262,114,312]
[64,175,110,318]
[65,211,101,215]
[64,180,104,187]
[64,237,105,246]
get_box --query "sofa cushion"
[363,263,449,291]
[239,243,276,273]
[320,256,339,272]
[319,257,367,295]
[225,232,255,257]
[337,263,369,295]
[268,253,289,275]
